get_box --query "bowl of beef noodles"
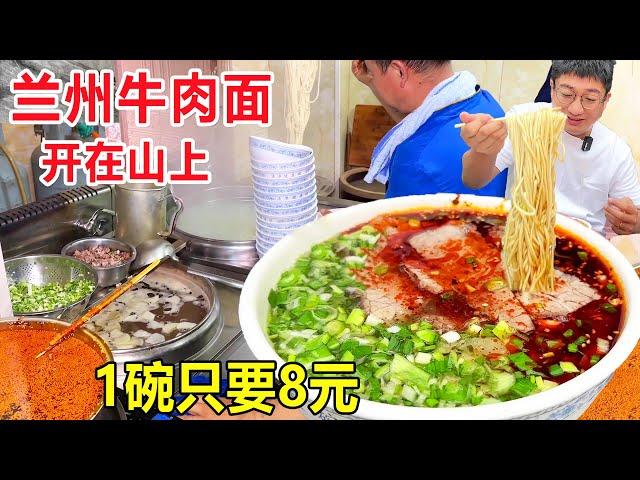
[239,194,640,419]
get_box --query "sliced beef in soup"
[466,288,534,333]
[359,271,465,332]
[408,221,475,259]
[516,270,601,319]
[399,262,444,295]
[400,260,534,333]
[360,286,415,325]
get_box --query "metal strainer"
[4,254,98,317]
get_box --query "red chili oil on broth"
[357,211,622,385]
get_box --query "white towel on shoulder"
[365,70,479,184]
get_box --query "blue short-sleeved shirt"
[385,89,508,198]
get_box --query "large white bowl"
[239,194,640,420]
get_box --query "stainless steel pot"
[172,185,258,269]
[114,184,182,248]
[61,237,137,287]
[173,228,258,270]
[82,260,224,389]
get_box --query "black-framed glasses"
[554,85,606,111]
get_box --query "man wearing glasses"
[458,60,640,235]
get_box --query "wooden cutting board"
[347,105,397,167]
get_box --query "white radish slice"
[146,333,165,345]
[147,319,164,330]
[132,329,152,338]
[177,322,197,331]
[162,323,179,335]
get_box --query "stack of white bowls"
[250,136,318,257]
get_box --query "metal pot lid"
[173,198,257,243]
[116,183,166,192]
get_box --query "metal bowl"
[0,316,122,420]
[61,237,136,287]
[4,254,98,318]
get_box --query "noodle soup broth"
[265,209,622,408]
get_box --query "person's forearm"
[462,150,499,189]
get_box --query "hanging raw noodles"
[284,60,321,145]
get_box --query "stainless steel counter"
[212,283,257,371]
[0,186,359,375]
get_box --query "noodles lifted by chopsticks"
[502,108,567,293]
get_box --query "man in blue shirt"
[352,60,507,198]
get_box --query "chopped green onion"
[590,355,601,365]
[345,256,366,270]
[575,319,583,328]
[9,279,95,314]
[493,319,515,342]
[563,329,574,338]
[324,320,345,336]
[440,292,453,301]
[467,323,482,335]
[364,314,384,326]
[311,306,338,322]
[577,251,588,261]
[510,377,536,397]
[546,339,563,349]
[414,352,432,364]
[488,371,515,396]
[485,278,506,292]
[508,352,537,371]
[311,244,332,260]
[390,355,431,391]
[278,269,302,287]
[511,338,524,349]
[567,343,578,353]
[346,308,366,326]
[549,364,564,377]
[481,326,496,337]
[354,345,373,359]
[340,350,355,362]
[602,303,617,314]
[374,263,389,276]
[416,329,438,344]
[606,283,618,294]
[401,340,414,355]
[574,336,587,345]
[559,361,579,373]
[426,398,439,408]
